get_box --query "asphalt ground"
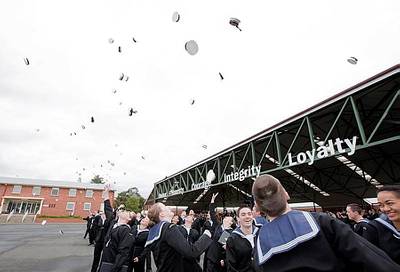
[0,224,94,272]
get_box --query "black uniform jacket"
[206,224,232,263]
[178,225,202,272]
[353,219,370,237]
[95,199,114,244]
[102,223,134,271]
[178,225,200,244]
[145,221,212,272]
[362,215,400,264]
[254,210,400,272]
[226,226,258,272]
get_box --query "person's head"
[252,175,289,218]
[189,210,195,217]
[118,211,131,224]
[377,185,400,222]
[185,215,194,226]
[238,206,253,228]
[140,216,150,228]
[222,216,234,229]
[180,211,186,218]
[206,211,211,220]
[171,214,180,224]
[148,203,173,223]
[136,212,142,220]
[346,204,363,221]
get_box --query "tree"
[115,187,145,212]
[91,175,105,184]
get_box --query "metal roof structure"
[0,176,114,191]
[146,64,400,209]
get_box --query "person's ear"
[284,189,290,201]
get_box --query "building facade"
[0,177,115,222]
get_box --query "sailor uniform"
[205,224,233,272]
[128,226,150,272]
[363,214,400,264]
[226,226,258,272]
[100,223,134,272]
[178,225,201,272]
[91,199,114,272]
[254,210,400,272]
[144,221,212,272]
[353,218,370,236]
[252,216,268,228]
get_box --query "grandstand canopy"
[146,64,400,210]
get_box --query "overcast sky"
[0,0,399,198]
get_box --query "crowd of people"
[84,176,400,272]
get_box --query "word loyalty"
[288,136,357,166]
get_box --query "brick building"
[0,176,115,223]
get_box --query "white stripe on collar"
[145,221,166,247]
[375,218,400,238]
[257,211,319,265]
[232,226,259,239]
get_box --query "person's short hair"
[252,174,287,217]
[377,185,400,198]
[148,203,163,223]
[237,205,252,216]
[347,203,362,214]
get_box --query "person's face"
[346,207,356,221]
[378,191,400,222]
[238,207,253,228]
[189,210,195,216]
[223,216,233,228]
[141,216,150,227]
[172,215,179,224]
[206,212,210,220]
[181,211,186,217]
[185,215,193,225]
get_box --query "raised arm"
[102,184,114,221]
[210,193,219,225]
[166,224,213,258]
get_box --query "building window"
[50,188,59,196]
[12,185,22,194]
[69,188,77,197]
[32,186,41,196]
[66,202,75,211]
[85,190,93,198]
[83,203,91,211]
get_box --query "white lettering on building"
[288,136,357,166]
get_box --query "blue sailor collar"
[256,210,319,265]
[232,225,259,238]
[375,215,400,239]
[253,216,268,227]
[145,221,167,247]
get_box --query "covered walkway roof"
[146,64,400,209]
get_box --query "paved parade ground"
[0,224,93,272]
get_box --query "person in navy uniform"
[91,185,114,272]
[99,210,134,272]
[178,214,201,272]
[128,216,152,272]
[346,203,370,236]
[252,174,400,272]
[226,206,258,272]
[138,202,212,272]
[204,193,234,272]
[363,185,400,264]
